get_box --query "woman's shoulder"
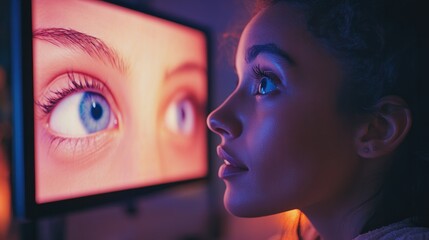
[354,219,429,240]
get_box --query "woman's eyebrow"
[33,28,127,73]
[245,43,295,65]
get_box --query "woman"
[207,0,429,239]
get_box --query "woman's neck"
[301,169,384,240]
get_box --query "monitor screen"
[12,0,209,217]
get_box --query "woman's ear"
[355,96,412,159]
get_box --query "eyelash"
[36,72,115,154]
[252,65,266,78]
[36,72,105,115]
[251,65,280,94]
[251,65,279,81]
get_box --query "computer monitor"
[11,0,210,218]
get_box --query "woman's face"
[34,0,207,203]
[208,2,361,217]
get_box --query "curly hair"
[256,0,429,233]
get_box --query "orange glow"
[280,210,319,239]
[281,209,301,239]
[33,0,208,203]
[0,67,10,238]
[0,149,10,238]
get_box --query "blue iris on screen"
[164,98,195,135]
[79,92,111,134]
[49,91,113,136]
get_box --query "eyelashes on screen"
[36,72,118,138]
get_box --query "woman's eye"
[164,98,196,135]
[257,76,277,95]
[49,91,114,136]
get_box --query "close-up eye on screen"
[31,0,208,203]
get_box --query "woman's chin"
[223,194,279,218]
[224,202,259,218]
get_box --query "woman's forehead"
[244,5,289,40]
[234,1,344,94]
[235,2,315,69]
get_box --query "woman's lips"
[217,146,248,179]
[218,163,248,179]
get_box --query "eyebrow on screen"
[245,43,295,65]
[33,28,127,73]
[165,62,206,80]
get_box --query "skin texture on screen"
[33,0,208,203]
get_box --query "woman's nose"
[206,95,243,140]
